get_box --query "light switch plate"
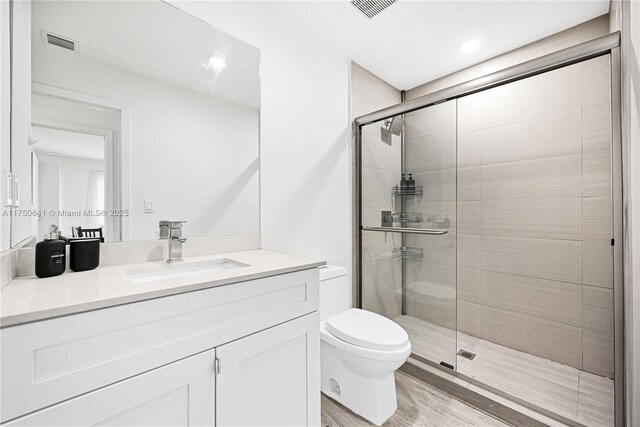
[144,199,154,213]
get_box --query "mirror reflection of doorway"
[30,86,123,243]
[31,126,106,239]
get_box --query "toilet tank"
[319,265,350,322]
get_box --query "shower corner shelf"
[392,246,423,260]
[391,186,423,197]
[392,212,422,224]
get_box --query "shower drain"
[457,349,477,360]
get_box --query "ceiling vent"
[41,30,76,51]
[351,0,397,19]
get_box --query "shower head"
[387,116,404,136]
[380,116,404,145]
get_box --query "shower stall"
[355,33,622,426]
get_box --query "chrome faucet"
[159,220,187,263]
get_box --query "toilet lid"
[325,308,409,351]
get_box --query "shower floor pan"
[394,315,613,427]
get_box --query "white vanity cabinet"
[4,350,216,427]
[0,268,320,426]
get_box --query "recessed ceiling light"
[460,39,480,53]
[205,54,226,71]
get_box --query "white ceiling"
[32,127,104,161]
[264,0,610,90]
[32,1,260,109]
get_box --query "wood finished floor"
[321,370,510,427]
[394,315,614,427]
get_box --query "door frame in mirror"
[31,120,116,241]
[31,82,130,242]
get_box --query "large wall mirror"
[6,0,260,247]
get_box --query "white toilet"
[319,265,412,425]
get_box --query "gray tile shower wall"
[455,55,613,378]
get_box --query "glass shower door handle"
[361,226,448,235]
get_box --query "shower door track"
[354,30,624,426]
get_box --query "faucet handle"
[159,220,186,239]
[160,220,187,228]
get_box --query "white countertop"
[0,249,324,328]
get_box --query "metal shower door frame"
[354,31,624,426]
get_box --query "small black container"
[407,173,415,189]
[35,225,66,278]
[400,174,408,190]
[69,239,101,272]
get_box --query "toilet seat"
[325,308,409,351]
[320,323,412,363]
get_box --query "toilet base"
[321,341,398,425]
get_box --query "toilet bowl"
[319,266,411,425]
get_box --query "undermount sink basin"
[127,258,249,284]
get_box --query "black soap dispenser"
[407,174,416,189]
[400,174,408,190]
[35,225,66,278]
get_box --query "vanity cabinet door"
[216,312,320,427]
[5,350,215,426]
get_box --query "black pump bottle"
[35,225,66,278]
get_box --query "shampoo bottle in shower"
[407,174,415,189]
[400,174,408,190]
[35,225,66,278]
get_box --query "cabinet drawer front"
[1,269,318,422]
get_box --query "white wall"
[32,43,260,241]
[0,0,11,251]
[171,2,352,272]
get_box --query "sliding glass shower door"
[358,52,615,425]
[359,100,457,369]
